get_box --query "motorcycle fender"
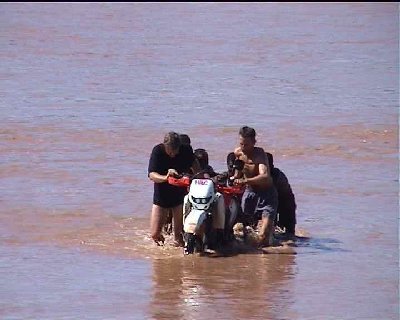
[183,209,208,234]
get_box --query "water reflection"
[150,254,296,320]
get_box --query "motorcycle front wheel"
[183,233,203,255]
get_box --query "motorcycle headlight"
[191,196,212,205]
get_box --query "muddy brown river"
[0,3,398,319]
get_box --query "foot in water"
[172,239,185,247]
[243,226,274,248]
[152,234,165,246]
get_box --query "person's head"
[163,132,181,158]
[239,126,256,155]
[194,148,209,170]
[179,134,191,146]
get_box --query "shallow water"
[0,3,398,320]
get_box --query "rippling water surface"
[0,3,398,320]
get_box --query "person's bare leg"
[150,204,166,244]
[163,209,173,235]
[171,204,184,246]
[258,216,274,247]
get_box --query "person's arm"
[235,150,273,188]
[149,169,178,183]
[148,145,178,183]
[243,163,273,188]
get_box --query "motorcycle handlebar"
[167,174,244,195]
[167,175,190,187]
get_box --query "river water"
[0,3,398,320]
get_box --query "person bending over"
[148,132,199,246]
[232,126,278,247]
[265,152,297,236]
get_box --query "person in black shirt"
[265,152,297,236]
[148,132,200,246]
[193,148,217,178]
[164,133,193,235]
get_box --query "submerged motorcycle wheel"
[183,233,203,255]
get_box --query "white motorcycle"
[168,160,244,255]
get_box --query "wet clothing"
[240,185,278,229]
[148,143,195,208]
[272,167,297,234]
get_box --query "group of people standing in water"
[147,126,297,248]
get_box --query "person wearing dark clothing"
[189,148,226,249]
[148,132,199,246]
[265,152,297,235]
[164,133,193,235]
[193,148,217,177]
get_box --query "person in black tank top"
[148,132,199,246]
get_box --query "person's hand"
[234,177,247,186]
[166,169,178,178]
[256,234,266,247]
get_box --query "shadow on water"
[182,232,349,259]
[218,231,349,257]
[278,234,350,254]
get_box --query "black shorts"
[153,184,187,208]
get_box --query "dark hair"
[163,132,181,150]
[179,134,191,146]
[194,148,209,170]
[239,126,256,141]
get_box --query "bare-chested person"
[232,126,278,246]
